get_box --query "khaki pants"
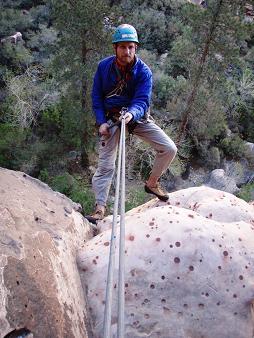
[92,120,177,206]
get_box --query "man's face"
[114,42,137,66]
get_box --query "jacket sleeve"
[128,68,152,121]
[91,64,107,126]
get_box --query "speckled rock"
[77,186,254,338]
[0,168,92,338]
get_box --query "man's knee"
[162,141,177,160]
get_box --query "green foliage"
[169,26,197,72]
[41,104,61,129]
[1,42,33,68]
[225,67,254,141]
[49,0,113,166]
[48,172,95,213]
[0,0,107,174]
[125,186,151,211]
[38,168,49,182]
[137,49,158,70]
[0,3,51,79]
[26,24,58,65]
[69,184,95,215]
[153,72,187,108]
[50,172,75,195]
[130,142,154,180]
[40,98,84,149]
[0,123,49,175]
[237,182,254,202]
[0,7,29,36]
[164,123,192,176]
[123,0,254,170]
[0,119,68,175]
[57,98,85,149]
[0,123,27,168]
[168,155,186,177]
[50,0,111,79]
[1,0,254,200]
[189,89,227,140]
[4,65,53,128]
[8,137,55,175]
[239,106,254,142]
[121,0,181,53]
[220,134,246,158]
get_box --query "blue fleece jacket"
[92,55,152,126]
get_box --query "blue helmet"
[112,24,139,44]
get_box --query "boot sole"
[144,185,169,202]
[84,215,100,224]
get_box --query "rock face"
[0,168,92,338]
[204,169,240,194]
[1,168,254,338]
[77,186,254,338]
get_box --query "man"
[89,24,177,222]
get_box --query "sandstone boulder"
[77,186,254,338]
[2,166,254,338]
[0,168,92,338]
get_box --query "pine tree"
[50,0,112,168]
[0,0,57,172]
[174,0,251,143]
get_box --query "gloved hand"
[99,123,110,136]
[120,112,133,124]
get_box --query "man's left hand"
[120,112,133,124]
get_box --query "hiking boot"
[85,206,105,225]
[144,182,169,202]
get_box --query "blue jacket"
[92,55,152,126]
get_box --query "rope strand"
[103,108,127,338]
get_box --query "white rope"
[117,115,126,338]
[103,109,127,338]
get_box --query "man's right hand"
[99,123,110,136]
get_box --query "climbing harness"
[105,78,126,98]
[103,107,127,338]
[105,61,133,100]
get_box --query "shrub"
[69,184,95,215]
[237,183,254,202]
[125,136,155,180]
[220,135,246,158]
[38,168,49,182]
[50,172,75,195]
[47,172,95,214]
[125,186,152,211]
[0,123,28,169]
